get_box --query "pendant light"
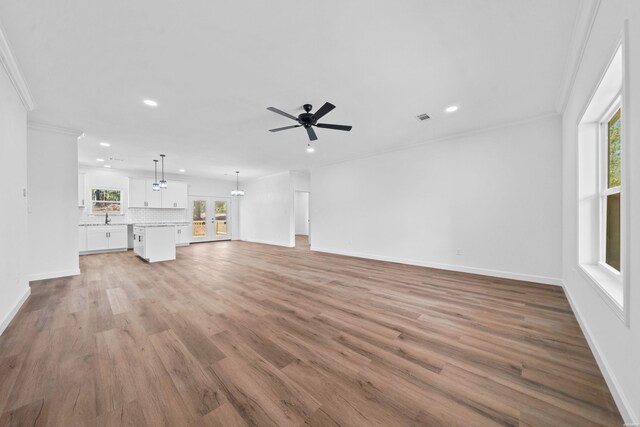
[159,154,167,189]
[231,171,245,196]
[152,160,160,191]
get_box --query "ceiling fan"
[267,102,352,141]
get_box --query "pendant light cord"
[154,160,158,182]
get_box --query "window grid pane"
[605,192,621,272]
[607,109,621,189]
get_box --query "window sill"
[578,263,624,320]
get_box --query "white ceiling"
[0,0,580,180]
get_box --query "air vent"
[108,157,125,162]
[416,113,430,121]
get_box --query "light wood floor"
[0,237,622,426]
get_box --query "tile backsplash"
[128,208,187,223]
[79,207,187,224]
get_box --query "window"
[601,107,621,272]
[577,42,627,321]
[91,188,122,214]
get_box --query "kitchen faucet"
[105,212,111,225]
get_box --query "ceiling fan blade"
[267,107,299,121]
[269,125,301,132]
[312,102,335,120]
[306,126,318,141]
[316,123,352,131]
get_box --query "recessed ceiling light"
[179,169,186,173]
[307,144,315,153]
[143,99,158,107]
[104,165,111,168]
[96,158,105,162]
[100,142,110,147]
[445,105,459,113]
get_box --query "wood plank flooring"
[0,237,623,426]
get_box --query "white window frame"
[597,96,621,278]
[90,187,123,215]
[575,30,629,326]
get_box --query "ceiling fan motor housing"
[298,112,316,126]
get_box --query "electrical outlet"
[456,248,463,255]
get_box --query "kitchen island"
[133,224,176,263]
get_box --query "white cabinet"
[133,225,176,263]
[176,225,190,246]
[133,226,145,258]
[85,225,127,252]
[129,178,147,208]
[108,226,128,248]
[78,226,87,252]
[162,181,188,209]
[129,178,161,208]
[86,227,109,251]
[78,173,86,207]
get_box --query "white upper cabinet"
[129,178,162,208]
[148,181,162,208]
[161,181,188,209]
[129,178,188,209]
[129,178,147,208]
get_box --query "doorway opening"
[294,191,310,249]
[189,196,232,242]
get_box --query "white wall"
[291,170,310,192]
[240,171,294,247]
[295,191,310,235]
[0,56,29,334]
[561,0,640,422]
[27,125,81,280]
[311,115,563,285]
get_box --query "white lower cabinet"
[176,225,190,246]
[78,226,87,252]
[133,225,176,262]
[83,225,127,253]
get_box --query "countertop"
[79,222,190,227]
[132,222,190,227]
[78,223,128,227]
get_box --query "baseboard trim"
[0,287,31,336]
[28,268,81,282]
[310,246,563,287]
[242,238,294,248]
[562,282,637,424]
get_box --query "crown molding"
[0,20,35,111]
[555,0,602,114]
[27,121,83,137]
